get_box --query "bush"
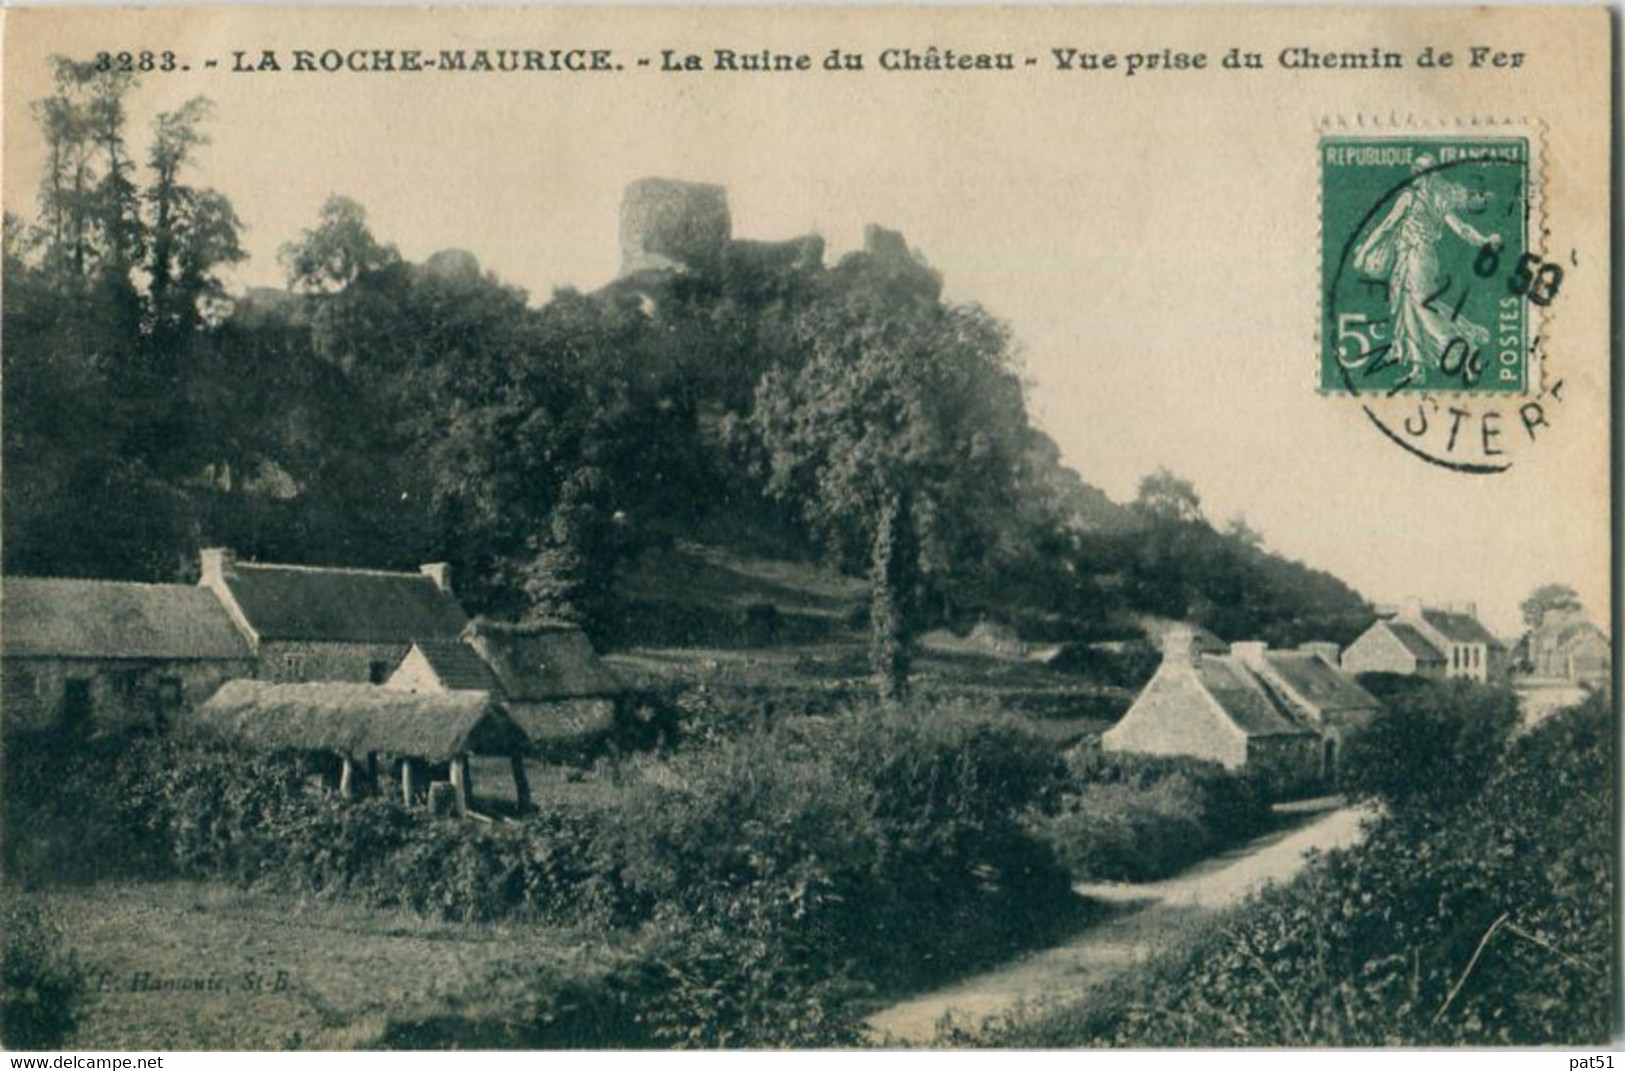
[1034,749,1270,881]
[0,899,84,1050]
[5,701,1084,1044]
[1342,677,1519,814]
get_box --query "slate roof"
[2,577,253,661]
[1420,609,1503,647]
[1196,656,1315,737]
[412,640,498,691]
[189,680,527,759]
[462,620,622,700]
[1261,651,1381,713]
[1385,622,1446,662]
[221,563,467,643]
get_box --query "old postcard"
[0,4,1615,1052]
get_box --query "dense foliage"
[0,899,85,1050]
[4,69,1369,696]
[974,691,1614,1046]
[1342,675,1521,813]
[1033,748,1271,882]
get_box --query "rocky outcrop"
[834,224,943,301]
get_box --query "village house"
[389,620,624,753]
[1,576,255,737]
[190,679,533,814]
[1101,628,1380,794]
[198,547,469,684]
[1340,598,1507,682]
[1522,606,1610,686]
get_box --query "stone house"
[198,548,468,684]
[1524,606,1610,686]
[1102,628,1379,794]
[1341,598,1507,682]
[1,576,255,737]
[389,620,624,753]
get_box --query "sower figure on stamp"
[1354,154,1500,381]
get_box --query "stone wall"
[2,656,253,735]
[1340,626,1418,676]
[619,177,731,276]
[256,640,411,684]
[1101,664,1248,769]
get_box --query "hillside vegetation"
[4,65,1368,700]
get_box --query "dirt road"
[865,803,1370,1046]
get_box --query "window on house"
[369,660,391,685]
[281,653,306,679]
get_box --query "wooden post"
[401,758,418,808]
[339,754,355,800]
[449,755,469,817]
[510,754,533,813]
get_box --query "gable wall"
[1102,664,1248,769]
[1341,625,1420,676]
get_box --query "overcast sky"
[5,6,1611,636]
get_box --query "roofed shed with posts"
[189,680,532,815]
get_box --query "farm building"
[1523,606,1610,686]
[1102,628,1378,793]
[198,548,468,684]
[2,577,255,737]
[409,620,625,751]
[1341,598,1507,682]
[189,680,532,813]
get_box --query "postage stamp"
[1320,129,1550,397]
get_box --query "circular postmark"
[1319,125,1567,473]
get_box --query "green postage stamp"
[1321,131,1549,396]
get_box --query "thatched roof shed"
[462,620,622,700]
[189,680,528,760]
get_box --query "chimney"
[1161,625,1201,668]
[199,547,236,588]
[1230,640,1269,666]
[1446,601,1478,619]
[1401,596,1425,621]
[419,562,453,595]
[1299,641,1341,664]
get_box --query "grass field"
[22,882,629,1050]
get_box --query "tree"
[1520,583,1582,630]
[1223,514,1264,549]
[1133,467,1204,524]
[751,287,1027,702]
[279,195,401,293]
[144,98,245,340]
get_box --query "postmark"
[1318,119,1566,473]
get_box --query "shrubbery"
[5,700,1080,1046]
[978,691,1614,1046]
[1342,676,1520,814]
[0,899,84,1050]
[1032,748,1271,882]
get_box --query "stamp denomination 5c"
[1321,133,1549,396]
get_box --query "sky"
[4,6,1612,637]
